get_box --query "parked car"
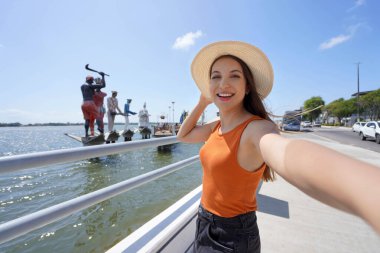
[359,121,380,144]
[301,121,312,128]
[352,121,366,133]
[283,122,301,131]
[312,121,321,127]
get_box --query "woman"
[177,41,380,252]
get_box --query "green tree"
[325,98,356,124]
[360,89,380,120]
[303,96,325,122]
[343,97,357,118]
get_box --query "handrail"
[0,136,178,174]
[0,155,200,244]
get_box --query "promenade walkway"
[106,131,380,252]
[258,132,380,252]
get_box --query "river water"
[0,125,203,253]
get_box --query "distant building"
[351,90,374,97]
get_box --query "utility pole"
[355,62,361,122]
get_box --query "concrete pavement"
[258,132,380,253]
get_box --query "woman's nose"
[219,77,229,88]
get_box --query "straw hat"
[191,41,274,99]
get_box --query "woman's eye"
[211,75,221,79]
[231,75,240,78]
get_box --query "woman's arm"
[259,133,380,234]
[177,95,216,143]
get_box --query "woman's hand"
[177,94,214,143]
[199,95,213,107]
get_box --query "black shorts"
[193,205,260,253]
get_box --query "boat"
[153,112,185,138]
[153,124,174,138]
[153,115,175,138]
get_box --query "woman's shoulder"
[239,117,279,154]
[246,118,279,136]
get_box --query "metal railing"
[0,137,200,244]
[0,136,178,174]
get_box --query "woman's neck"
[218,106,251,131]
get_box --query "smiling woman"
[177,40,380,253]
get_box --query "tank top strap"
[240,115,263,130]
[211,121,221,133]
[211,115,264,135]
[226,115,264,154]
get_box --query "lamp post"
[355,62,361,122]
[172,101,175,124]
[168,106,171,123]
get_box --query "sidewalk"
[258,132,380,253]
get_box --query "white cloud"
[347,0,365,12]
[319,34,352,50]
[172,30,203,50]
[319,23,362,50]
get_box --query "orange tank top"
[199,115,266,217]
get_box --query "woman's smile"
[217,92,235,101]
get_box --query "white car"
[283,122,301,131]
[301,121,312,128]
[352,122,366,133]
[359,121,380,144]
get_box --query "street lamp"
[168,106,171,123]
[172,101,175,124]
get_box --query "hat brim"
[191,41,274,99]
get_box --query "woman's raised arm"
[259,133,380,234]
[177,95,216,143]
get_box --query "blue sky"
[0,0,379,124]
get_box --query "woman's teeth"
[217,93,233,97]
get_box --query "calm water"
[0,125,203,253]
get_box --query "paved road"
[300,127,380,153]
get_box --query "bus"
[282,110,302,131]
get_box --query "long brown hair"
[210,55,275,182]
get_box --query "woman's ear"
[245,84,250,95]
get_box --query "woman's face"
[209,57,248,110]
